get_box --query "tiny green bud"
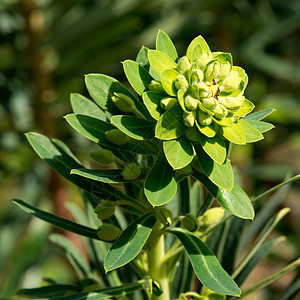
[96,224,121,241]
[105,129,131,145]
[197,110,212,126]
[148,80,165,93]
[177,56,191,75]
[221,74,242,92]
[160,97,178,110]
[183,111,196,127]
[122,162,142,180]
[175,75,189,90]
[219,95,244,110]
[212,104,228,119]
[185,127,201,143]
[90,149,116,164]
[197,82,210,97]
[94,200,117,219]
[196,52,212,69]
[190,69,204,83]
[199,207,225,228]
[184,95,199,111]
[201,97,217,111]
[204,60,221,82]
[156,208,172,226]
[182,213,199,231]
[111,92,136,113]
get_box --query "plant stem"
[147,222,170,300]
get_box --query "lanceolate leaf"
[111,115,155,140]
[142,91,165,120]
[84,74,149,119]
[239,119,264,143]
[243,108,275,121]
[199,134,226,165]
[245,120,274,133]
[155,105,186,140]
[70,93,106,121]
[167,228,240,296]
[195,145,234,191]
[156,30,178,62]
[123,60,153,95]
[148,50,177,75]
[144,153,177,206]
[12,199,99,240]
[163,137,194,169]
[192,170,254,219]
[104,213,156,272]
[186,35,211,62]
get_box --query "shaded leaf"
[243,108,275,121]
[142,91,165,120]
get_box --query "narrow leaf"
[243,108,275,121]
[167,228,240,296]
[142,91,165,120]
[104,213,156,272]
[111,115,155,140]
[163,137,194,169]
[12,199,99,240]
[156,30,178,61]
[144,153,177,206]
[245,120,274,133]
[123,60,153,95]
[148,50,177,75]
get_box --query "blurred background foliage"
[0,0,299,299]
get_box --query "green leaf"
[136,46,150,70]
[160,68,179,96]
[12,199,99,240]
[142,91,165,120]
[239,119,264,143]
[49,233,93,278]
[65,114,153,155]
[186,35,210,62]
[213,117,233,127]
[111,115,155,140]
[177,89,189,113]
[104,213,156,272]
[70,93,106,120]
[84,74,149,119]
[236,99,255,117]
[213,53,233,67]
[71,168,144,183]
[123,60,153,95]
[195,145,234,191]
[221,122,246,145]
[155,105,185,140]
[199,134,226,165]
[243,108,275,121]
[195,121,217,138]
[192,170,254,219]
[163,137,194,169]
[245,120,274,133]
[144,153,177,206]
[148,50,177,75]
[167,228,240,296]
[16,285,80,299]
[156,30,178,62]
[26,132,130,202]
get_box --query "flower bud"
[196,52,211,69]
[197,82,210,97]
[90,149,116,164]
[105,129,131,145]
[185,127,201,143]
[190,69,204,83]
[97,224,121,241]
[94,200,117,219]
[177,56,191,75]
[182,213,199,232]
[197,110,212,126]
[199,207,225,227]
[212,104,228,119]
[184,95,198,111]
[183,111,196,127]
[148,80,165,93]
[157,208,172,226]
[122,162,142,180]
[219,95,244,110]
[160,97,178,110]
[175,75,189,90]
[216,61,231,81]
[201,97,217,111]
[204,61,221,82]
[221,74,242,92]
[111,92,136,113]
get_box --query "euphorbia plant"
[13,31,300,300]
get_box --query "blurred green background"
[0,0,299,299]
